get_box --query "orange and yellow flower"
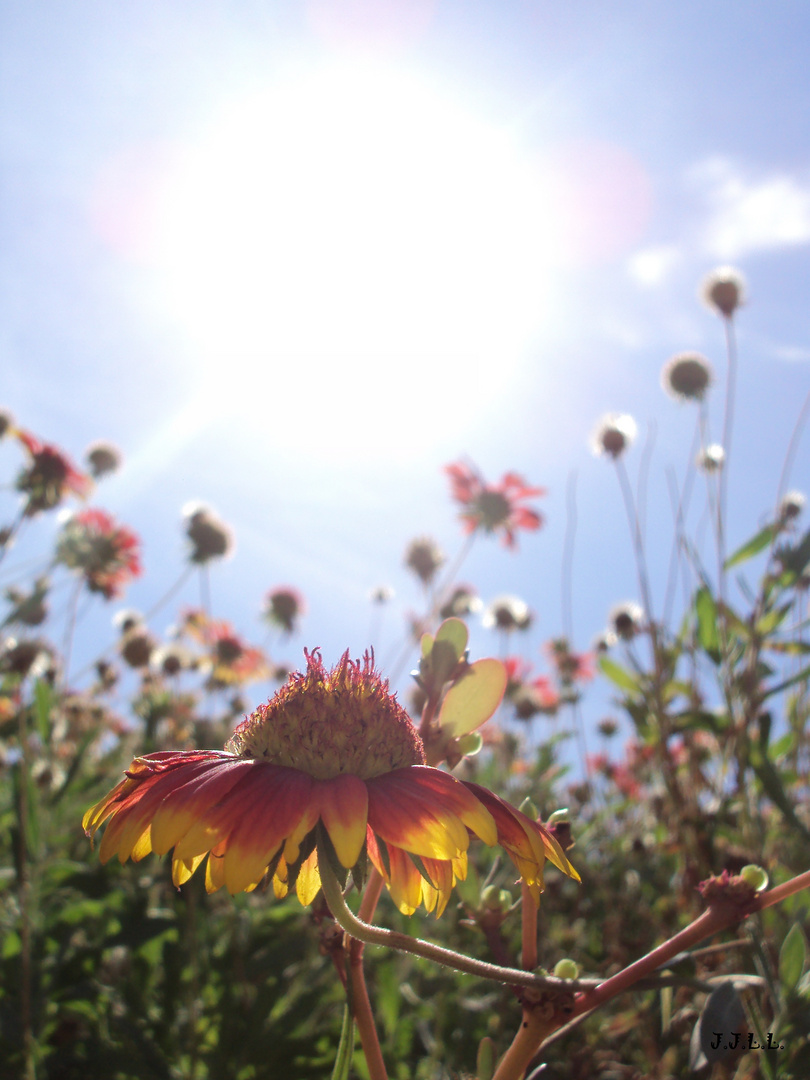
[84,650,577,916]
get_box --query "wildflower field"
[1,269,809,1080]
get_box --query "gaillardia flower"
[56,508,142,599]
[84,651,577,915]
[445,461,545,549]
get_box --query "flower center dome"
[225,649,425,780]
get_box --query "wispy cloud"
[628,157,810,290]
[692,157,810,259]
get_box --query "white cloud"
[627,243,682,287]
[691,156,810,259]
[770,344,810,363]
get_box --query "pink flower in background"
[56,509,142,599]
[444,461,545,548]
[15,430,93,515]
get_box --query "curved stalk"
[316,843,568,992]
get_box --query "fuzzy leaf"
[437,658,506,737]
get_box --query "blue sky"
[2,1,809,758]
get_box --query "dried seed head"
[701,266,746,318]
[661,352,713,402]
[697,444,725,472]
[590,413,637,460]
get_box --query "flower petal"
[316,774,368,869]
[296,849,321,906]
[220,767,313,895]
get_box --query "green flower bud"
[740,865,769,892]
[553,958,579,980]
[546,808,570,826]
[481,885,511,912]
[519,796,539,820]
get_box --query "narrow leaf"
[598,656,641,695]
[33,678,53,743]
[695,587,720,662]
[724,524,777,569]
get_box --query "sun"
[148,59,560,456]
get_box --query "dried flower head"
[590,413,638,460]
[482,595,532,633]
[369,585,394,604]
[697,444,725,472]
[113,608,144,635]
[439,584,482,620]
[593,630,617,653]
[85,441,123,478]
[183,503,234,564]
[404,537,445,586]
[445,461,545,548]
[120,626,155,669]
[778,490,806,523]
[84,649,578,910]
[150,643,192,678]
[701,266,746,318]
[661,352,713,402]
[263,587,306,635]
[608,601,644,641]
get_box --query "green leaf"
[695,586,721,662]
[330,1005,355,1080]
[724,524,777,569]
[780,924,807,995]
[437,658,506,737]
[419,618,469,691]
[598,656,641,695]
[756,603,792,637]
[33,678,53,743]
[435,616,468,659]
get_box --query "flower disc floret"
[227,649,424,780]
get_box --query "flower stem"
[520,880,538,972]
[491,1007,556,1080]
[348,870,388,1080]
[316,845,567,992]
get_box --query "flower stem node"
[698,868,765,908]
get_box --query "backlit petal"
[317,774,368,868]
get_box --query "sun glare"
[151,60,559,455]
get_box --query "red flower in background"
[183,610,269,687]
[15,430,93,515]
[445,461,545,548]
[56,509,142,599]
